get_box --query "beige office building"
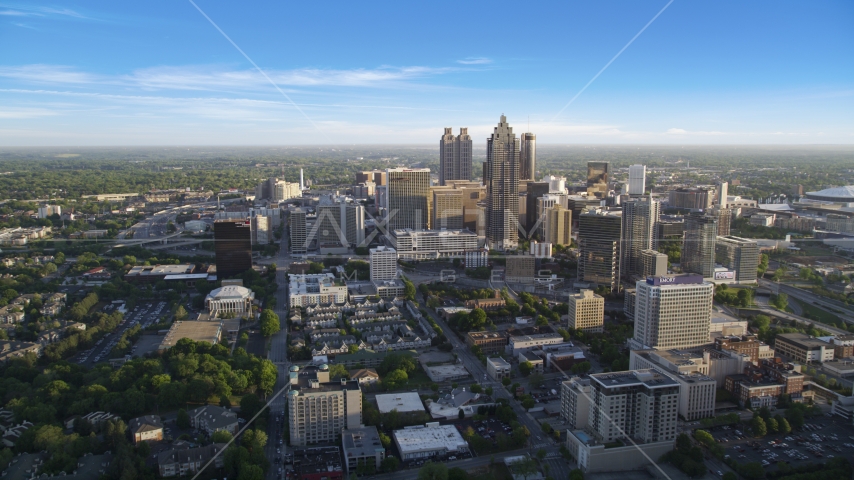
[564,290,604,333]
[431,188,464,230]
[386,168,431,231]
[287,365,363,446]
[545,205,572,246]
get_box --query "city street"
[264,228,292,480]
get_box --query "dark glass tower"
[214,219,252,278]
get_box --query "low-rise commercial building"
[375,392,424,414]
[392,423,469,461]
[124,264,198,284]
[465,330,510,355]
[486,356,511,381]
[566,430,674,474]
[291,446,345,480]
[519,351,544,373]
[714,334,761,363]
[774,333,834,364]
[507,332,563,355]
[341,427,385,474]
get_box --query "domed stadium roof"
[805,186,854,202]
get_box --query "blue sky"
[1,0,852,145]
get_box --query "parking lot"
[73,301,168,365]
[710,413,854,472]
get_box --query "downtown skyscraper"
[386,168,431,231]
[439,127,472,186]
[485,115,520,250]
[520,132,536,181]
[621,197,660,277]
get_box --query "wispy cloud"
[0,65,97,85]
[0,107,58,118]
[457,57,492,65]
[0,4,88,19]
[11,22,36,29]
[0,9,34,16]
[39,7,86,18]
[665,128,724,136]
[0,64,459,91]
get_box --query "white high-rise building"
[543,174,566,194]
[717,181,728,208]
[287,365,362,446]
[369,246,398,281]
[633,275,714,350]
[628,165,646,195]
[38,205,61,219]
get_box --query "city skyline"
[1,1,852,145]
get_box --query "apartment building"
[287,364,363,446]
[369,247,398,281]
[588,370,680,443]
[560,377,592,429]
[289,274,348,308]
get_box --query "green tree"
[381,456,400,472]
[212,430,234,443]
[259,309,280,337]
[240,393,263,419]
[378,432,391,448]
[458,409,465,420]
[519,361,533,376]
[174,305,188,320]
[502,377,512,386]
[403,278,416,301]
[776,416,791,434]
[418,461,448,480]
[751,416,767,437]
[176,409,190,429]
[383,369,409,391]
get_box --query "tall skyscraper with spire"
[520,132,537,181]
[485,115,520,250]
[439,127,472,186]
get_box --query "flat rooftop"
[375,392,424,414]
[393,424,468,454]
[590,369,679,389]
[487,356,511,367]
[126,264,196,276]
[342,427,384,458]
[776,333,831,349]
[159,321,222,350]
